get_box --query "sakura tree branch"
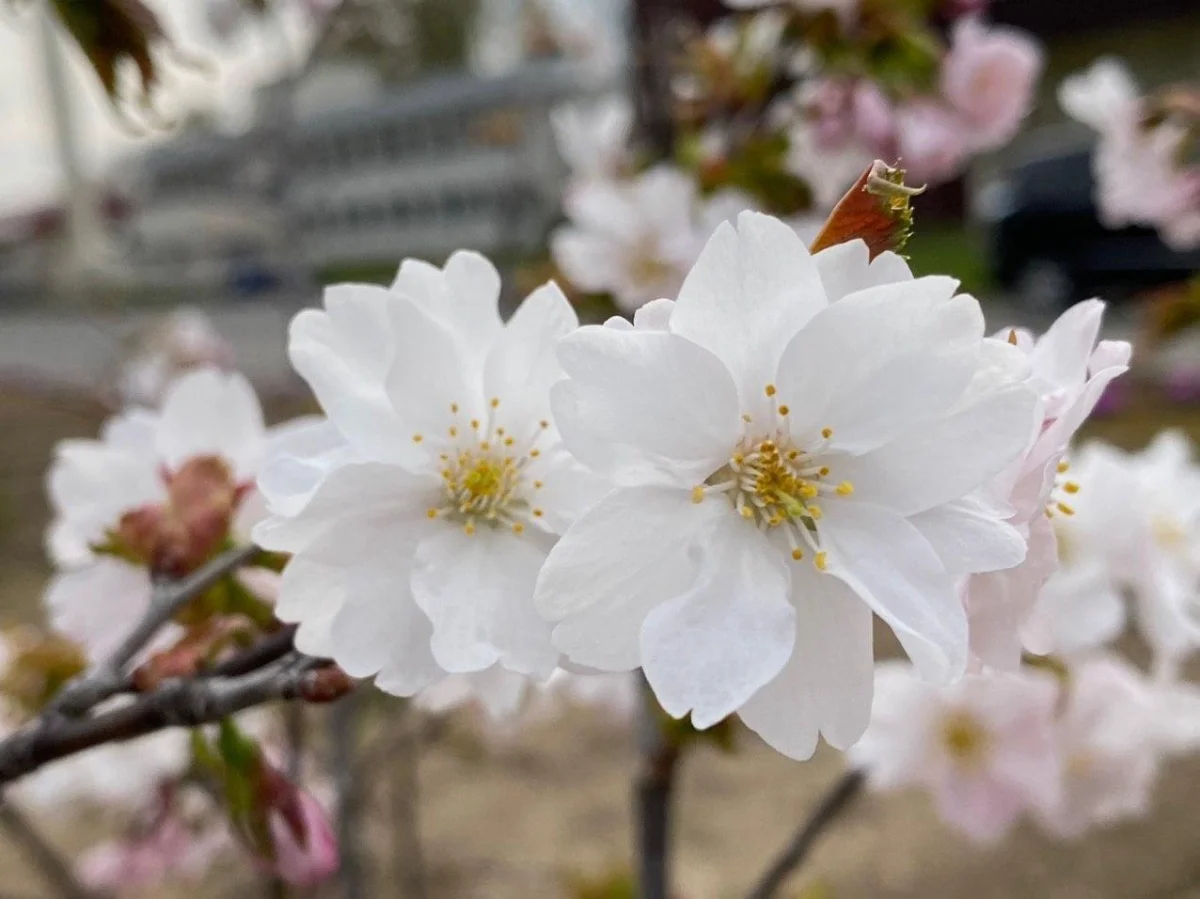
[330,691,367,899]
[634,679,680,899]
[48,543,263,717]
[744,769,865,899]
[205,624,298,678]
[0,654,330,787]
[0,799,92,899]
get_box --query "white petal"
[287,286,408,464]
[536,486,727,670]
[633,298,675,331]
[412,527,557,677]
[252,461,438,557]
[256,419,359,519]
[45,559,153,662]
[812,240,914,303]
[739,564,875,758]
[156,369,265,478]
[671,213,828,411]
[820,500,967,683]
[640,517,793,729]
[482,281,578,429]
[775,276,975,451]
[329,564,444,695]
[1030,298,1104,391]
[832,385,1038,516]
[553,327,740,487]
[276,555,343,658]
[392,251,503,365]
[910,497,1028,576]
[384,298,479,453]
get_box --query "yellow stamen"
[778,404,790,416]
[691,486,705,504]
[412,434,423,443]
[426,508,439,519]
[490,397,500,408]
[1058,461,1070,474]
[1063,481,1080,494]
[791,548,804,561]
[464,522,476,536]
[532,508,544,518]
[821,427,834,439]
[836,481,854,496]
[512,522,524,534]
[1056,502,1075,516]
[814,551,828,571]
[764,384,777,397]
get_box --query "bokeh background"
[1,1,1199,896]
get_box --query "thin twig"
[744,769,865,899]
[49,544,263,717]
[634,680,680,899]
[0,654,330,787]
[206,624,298,679]
[0,800,92,899]
[330,691,366,899]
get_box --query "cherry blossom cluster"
[10,371,339,887]
[550,0,1042,312]
[252,209,1142,767]
[1060,59,1200,252]
[852,348,1200,843]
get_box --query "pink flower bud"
[895,100,969,185]
[264,788,339,886]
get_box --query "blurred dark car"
[983,147,1200,310]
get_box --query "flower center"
[692,385,852,572]
[628,250,672,289]
[416,400,549,536]
[940,710,989,766]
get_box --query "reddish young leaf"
[809,160,925,259]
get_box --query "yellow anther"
[814,551,828,571]
[821,427,834,440]
[777,404,790,416]
[496,427,506,436]
[449,426,458,437]
[464,522,476,536]
[450,402,459,414]
[512,522,525,535]
[765,384,777,397]
[533,480,544,489]
[691,486,705,504]
[412,434,423,443]
[1064,481,1080,494]
[530,449,540,458]
[787,450,799,461]
[1056,502,1076,516]
[732,453,744,465]
[836,481,854,496]
[808,505,823,520]
[818,466,830,477]
[490,397,501,408]
[799,482,819,499]
[742,413,753,423]
[480,441,491,451]
[740,506,754,519]
[532,508,544,518]
[1007,329,1019,346]
[504,437,515,446]
[791,548,804,561]
[539,419,550,430]
[470,419,480,430]
[1058,461,1070,474]
[426,508,439,519]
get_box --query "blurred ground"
[1,296,1199,899]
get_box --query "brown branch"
[634,679,680,899]
[48,544,263,717]
[744,769,865,899]
[0,654,331,787]
[205,624,298,679]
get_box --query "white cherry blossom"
[536,214,1038,759]
[851,662,1061,843]
[43,369,272,661]
[255,253,599,696]
[965,300,1130,669]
